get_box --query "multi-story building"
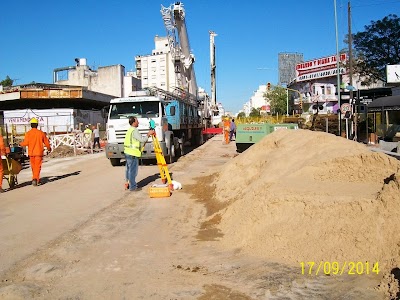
[243,85,270,115]
[135,36,177,92]
[287,53,388,115]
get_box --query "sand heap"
[214,129,400,272]
[48,145,85,158]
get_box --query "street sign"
[340,103,351,114]
[361,99,372,105]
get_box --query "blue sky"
[0,0,399,113]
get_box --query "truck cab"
[105,94,176,166]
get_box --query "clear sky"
[1,0,399,113]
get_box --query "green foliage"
[352,14,400,84]
[266,86,287,115]
[249,107,261,117]
[237,111,246,118]
[0,76,13,87]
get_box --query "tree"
[266,86,287,115]
[237,112,246,118]
[351,14,400,84]
[0,76,13,87]
[249,107,261,117]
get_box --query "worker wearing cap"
[0,134,6,192]
[20,118,51,186]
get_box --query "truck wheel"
[166,144,174,164]
[110,158,121,166]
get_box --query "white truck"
[105,88,205,166]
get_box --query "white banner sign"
[297,68,346,82]
[5,116,45,125]
[296,53,347,82]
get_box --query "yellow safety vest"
[124,127,142,157]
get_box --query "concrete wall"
[123,76,142,97]
[56,64,125,98]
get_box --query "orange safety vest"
[223,120,230,131]
[20,128,51,156]
[0,135,5,156]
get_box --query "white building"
[242,101,252,116]
[54,58,141,98]
[135,36,177,92]
[250,84,268,108]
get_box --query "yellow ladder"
[151,134,174,191]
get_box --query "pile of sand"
[213,129,400,273]
[48,145,85,158]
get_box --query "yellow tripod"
[151,134,174,191]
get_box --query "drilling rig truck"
[105,2,208,166]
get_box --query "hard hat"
[30,117,39,124]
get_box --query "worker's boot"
[32,179,38,186]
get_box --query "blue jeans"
[125,154,139,191]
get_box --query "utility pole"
[334,0,341,136]
[348,1,357,140]
[209,31,217,107]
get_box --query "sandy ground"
[0,134,395,299]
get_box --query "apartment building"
[135,36,177,92]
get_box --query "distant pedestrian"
[19,118,52,186]
[123,116,154,191]
[92,125,100,149]
[229,119,236,141]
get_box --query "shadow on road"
[10,171,82,191]
[138,173,162,188]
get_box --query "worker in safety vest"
[123,116,154,191]
[223,117,230,144]
[83,125,93,149]
[20,118,52,186]
[0,134,6,192]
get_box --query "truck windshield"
[109,102,160,119]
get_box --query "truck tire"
[110,158,121,167]
[166,143,174,164]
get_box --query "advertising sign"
[296,53,347,82]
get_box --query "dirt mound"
[213,129,400,274]
[48,145,85,158]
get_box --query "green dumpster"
[235,123,298,153]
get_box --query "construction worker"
[123,116,154,191]
[20,118,52,186]
[83,125,92,149]
[229,118,236,141]
[0,134,6,193]
[223,117,230,144]
[92,125,100,149]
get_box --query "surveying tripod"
[151,133,174,191]
[143,120,173,191]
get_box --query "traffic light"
[299,99,303,110]
[267,82,271,91]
